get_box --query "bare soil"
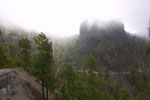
[0,68,43,100]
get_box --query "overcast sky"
[0,0,150,37]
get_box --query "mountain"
[0,20,149,72]
[64,20,150,72]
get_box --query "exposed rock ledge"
[0,68,43,100]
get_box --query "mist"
[0,0,150,37]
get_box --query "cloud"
[0,0,150,37]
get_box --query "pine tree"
[118,88,130,100]
[60,62,77,95]
[0,43,8,67]
[18,37,31,70]
[34,32,54,100]
[85,55,97,85]
[85,55,98,99]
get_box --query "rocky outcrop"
[0,70,13,100]
[69,20,148,71]
[0,68,43,100]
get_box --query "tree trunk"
[24,48,27,70]
[42,72,45,99]
[91,66,93,85]
[83,69,86,82]
[46,87,48,100]
[68,73,71,95]
[67,66,70,94]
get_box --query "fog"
[0,0,150,37]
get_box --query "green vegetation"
[0,43,8,67]
[18,37,31,69]
[0,20,150,100]
[32,33,55,100]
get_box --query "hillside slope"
[0,68,43,100]
[62,20,150,71]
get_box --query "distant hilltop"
[79,20,125,43]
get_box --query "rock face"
[0,72,11,88]
[79,20,125,46]
[69,20,148,71]
[0,68,43,100]
[0,69,13,100]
